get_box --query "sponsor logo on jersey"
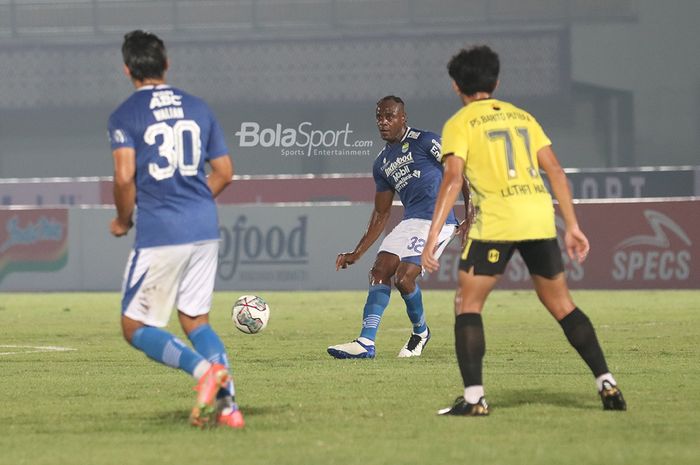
[382,153,414,178]
[383,151,417,193]
[611,210,691,281]
[406,130,421,139]
[149,90,182,109]
[430,139,442,161]
[148,90,184,121]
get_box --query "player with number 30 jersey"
[108,84,227,248]
[108,30,243,429]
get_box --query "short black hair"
[121,30,167,82]
[447,45,500,96]
[376,95,405,107]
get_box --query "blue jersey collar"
[385,126,411,149]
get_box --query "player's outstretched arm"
[207,155,234,198]
[422,155,464,272]
[110,147,136,237]
[336,189,394,270]
[537,145,590,263]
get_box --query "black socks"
[559,308,609,377]
[454,313,486,387]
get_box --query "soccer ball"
[231,295,270,334]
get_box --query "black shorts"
[458,238,564,278]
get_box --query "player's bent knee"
[454,286,490,314]
[394,273,416,294]
[121,316,143,345]
[454,299,486,314]
[121,326,136,345]
[369,267,394,286]
[546,302,577,321]
[178,311,209,335]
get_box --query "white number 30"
[144,120,201,180]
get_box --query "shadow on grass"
[150,404,283,425]
[151,409,190,425]
[493,388,590,410]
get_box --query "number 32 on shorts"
[407,236,425,254]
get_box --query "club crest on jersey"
[487,249,500,263]
[401,142,409,153]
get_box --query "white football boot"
[327,339,376,359]
[397,327,431,358]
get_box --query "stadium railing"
[1,166,698,207]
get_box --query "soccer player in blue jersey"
[328,96,467,359]
[108,30,243,429]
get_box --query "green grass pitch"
[0,290,698,465]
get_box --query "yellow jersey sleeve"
[530,119,552,153]
[441,114,469,162]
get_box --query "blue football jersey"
[373,127,458,224]
[108,85,228,248]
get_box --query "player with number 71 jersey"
[441,99,554,241]
[108,84,228,248]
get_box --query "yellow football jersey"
[441,99,556,243]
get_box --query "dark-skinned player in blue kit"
[329,96,468,359]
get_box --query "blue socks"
[402,286,427,334]
[131,326,206,378]
[359,284,391,342]
[356,283,427,343]
[131,324,235,400]
[188,324,235,398]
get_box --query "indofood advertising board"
[215,204,376,290]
